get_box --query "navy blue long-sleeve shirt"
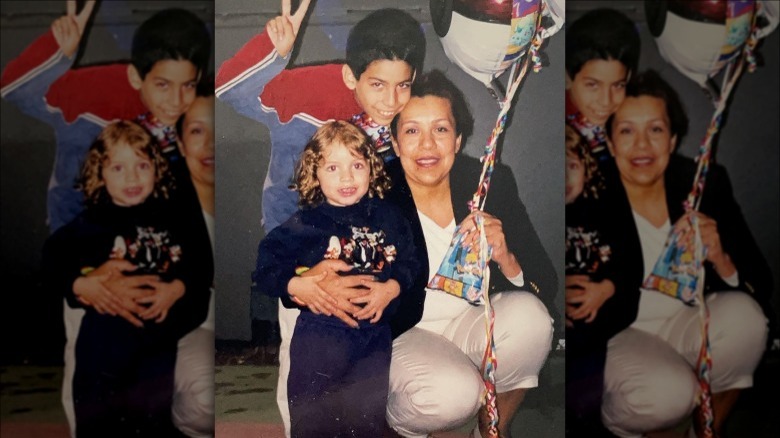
[253,196,421,329]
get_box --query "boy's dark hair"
[346,8,426,79]
[566,8,640,79]
[391,70,474,143]
[607,69,689,144]
[132,9,212,79]
[196,73,215,98]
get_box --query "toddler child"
[564,123,633,435]
[253,120,419,437]
[43,120,211,437]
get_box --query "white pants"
[276,292,553,438]
[276,304,299,438]
[602,292,768,438]
[62,301,85,438]
[173,327,215,438]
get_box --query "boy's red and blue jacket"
[1,30,146,232]
[216,31,361,233]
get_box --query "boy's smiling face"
[567,59,628,127]
[343,59,414,126]
[180,96,215,187]
[129,59,199,126]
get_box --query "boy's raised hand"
[52,0,96,58]
[266,0,311,58]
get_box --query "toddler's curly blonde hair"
[294,121,391,207]
[565,123,603,199]
[79,120,173,205]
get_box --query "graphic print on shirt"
[565,226,611,275]
[324,226,397,273]
[110,226,182,274]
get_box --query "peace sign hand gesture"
[52,0,96,58]
[266,0,312,58]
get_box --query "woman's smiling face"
[393,95,461,191]
[609,95,677,191]
[180,95,215,187]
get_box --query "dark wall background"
[214,1,565,431]
[568,0,780,332]
[214,0,565,342]
[3,0,774,375]
[0,0,214,363]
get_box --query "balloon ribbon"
[427,4,548,436]
[644,10,760,437]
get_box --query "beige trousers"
[276,291,554,438]
[602,292,768,438]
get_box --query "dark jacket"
[384,154,559,338]
[599,154,774,329]
[43,197,213,343]
[253,196,420,330]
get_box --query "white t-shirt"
[414,210,524,335]
[415,212,471,335]
[200,210,215,331]
[630,210,739,335]
[630,212,682,335]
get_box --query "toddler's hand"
[137,279,185,323]
[351,279,400,323]
[565,275,614,323]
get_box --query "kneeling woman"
[385,70,556,438]
[599,70,772,437]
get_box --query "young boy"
[1,2,211,232]
[1,3,212,436]
[216,0,425,434]
[565,8,640,163]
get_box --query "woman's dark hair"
[390,69,474,143]
[566,8,640,79]
[606,69,689,143]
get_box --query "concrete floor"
[213,349,565,438]
[0,345,564,438]
[1,346,777,437]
